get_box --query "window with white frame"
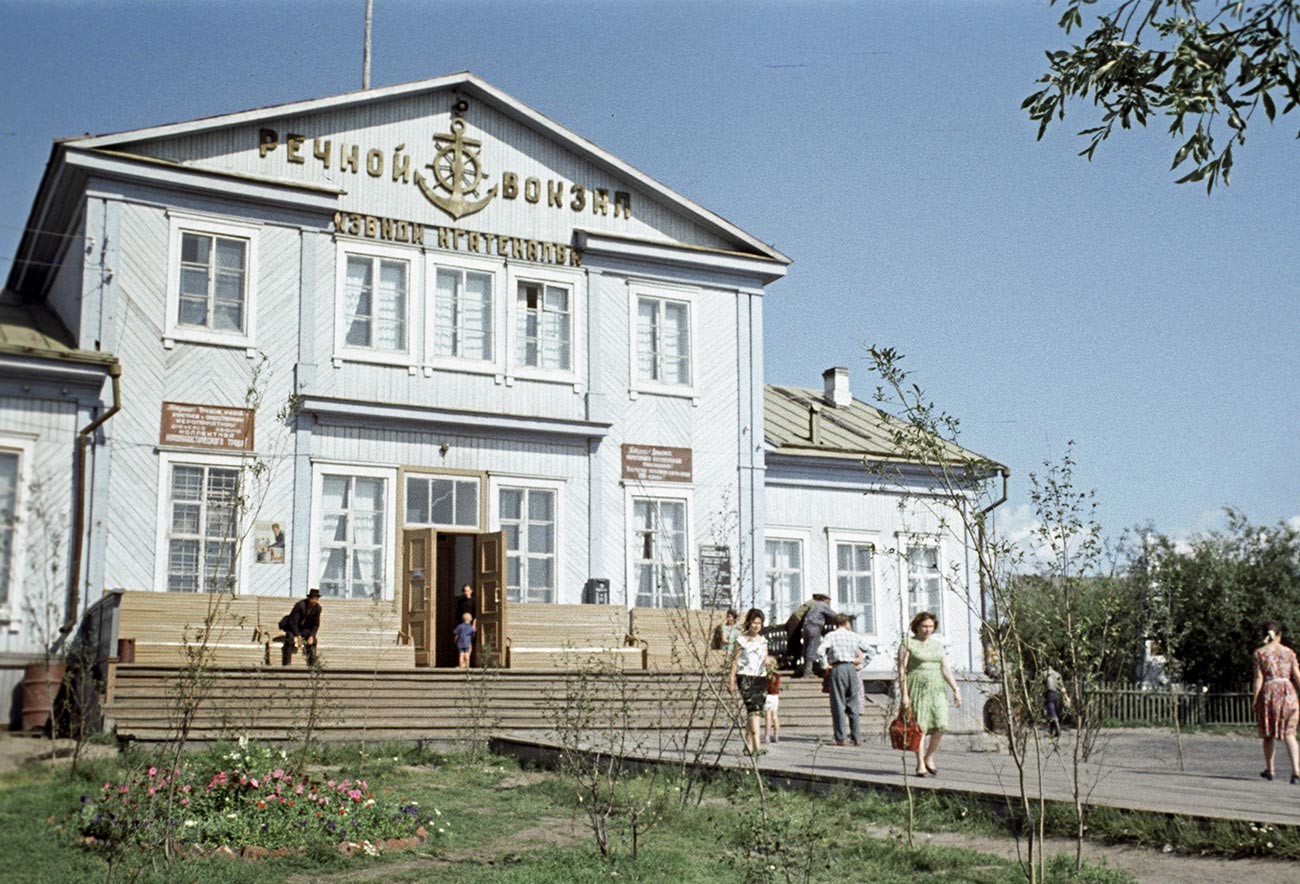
[516,280,571,370]
[318,473,387,599]
[636,295,691,385]
[765,537,803,622]
[343,253,408,353]
[0,450,19,608]
[907,544,943,620]
[632,498,687,608]
[165,214,258,348]
[499,486,556,604]
[833,541,876,634]
[434,267,493,360]
[405,475,480,529]
[165,462,241,593]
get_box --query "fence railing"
[1090,682,1254,727]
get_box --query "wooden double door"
[401,528,507,667]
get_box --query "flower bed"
[76,737,441,855]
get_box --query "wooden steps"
[105,665,887,745]
[504,604,644,669]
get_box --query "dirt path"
[0,733,117,772]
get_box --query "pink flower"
[147,787,156,796]
[180,797,189,806]
[148,767,157,778]
[250,778,259,788]
[294,784,303,795]
[272,768,284,779]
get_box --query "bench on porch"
[629,607,730,671]
[113,590,415,670]
[504,604,645,670]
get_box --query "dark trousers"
[282,637,317,667]
[801,624,824,676]
[828,663,860,742]
[1044,689,1061,736]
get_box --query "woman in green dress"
[898,611,962,777]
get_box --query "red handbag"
[889,711,923,752]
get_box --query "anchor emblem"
[414,118,497,220]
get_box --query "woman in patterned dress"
[728,608,770,755]
[1253,620,1300,783]
[898,611,961,777]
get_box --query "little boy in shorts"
[454,611,476,669]
[763,654,781,744]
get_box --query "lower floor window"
[632,498,687,608]
[765,538,803,622]
[0,451,19,606]
[500,487,556,604]
[166,463,240,593]
[319,474,386,599]
[834,541,875,634]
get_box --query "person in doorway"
[898,611,962,777]
[1253,620,1300,783]
[1043,665,1068,738]
[456,583,477,625]
[763,654,782,744]
[454,611,477,669]
[799,594,836,678]
[279,588,321,666]
[727,608,769,755]
[818,613,874,745]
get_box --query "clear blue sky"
[2,0,1296,546]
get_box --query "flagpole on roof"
[362,0,374,89]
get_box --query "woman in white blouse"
[728,608,770,755]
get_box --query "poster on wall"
[254,520,286,564]
[698,545,732,610]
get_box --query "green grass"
[0,742,1139,883]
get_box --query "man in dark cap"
[279,588,322,666]
[800,593,837,678]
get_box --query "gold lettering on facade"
[570,183,586,212]
[286,134,306,164]
[366,148,384,177]
[613,191,632,219]
[548,180,565,209]
[258,128,278,157]
[524,177,540,204]
[340,144,359,174]
[313,138,332,168]
[391,144,410,183]
[592,188,609,216]
[502,172,518,199]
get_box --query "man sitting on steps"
[280,588,322,666]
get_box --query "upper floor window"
[516,281,571,370]
[636,296,691,386]
[434,268,493,361]
[907,545,943,621]
[344,254,408,353]
[165,213,258,349]
[405,474,480,529]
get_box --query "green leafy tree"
[1025,0,1300,191]
[1144,509,1300,689]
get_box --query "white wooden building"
[1,73,996,713]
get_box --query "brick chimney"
[822,367,851,408]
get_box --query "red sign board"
[160,402,255,452]
[621,444,692,483]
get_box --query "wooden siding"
[45,214,87,342]
[127,93,738,252]
[0,394,80,656]
[764,481,978,675]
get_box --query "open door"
[474,530,507,667]
[402,528,436,667]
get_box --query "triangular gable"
[65,72,789,266]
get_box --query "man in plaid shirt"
[817,613,875,745]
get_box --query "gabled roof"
[61,71,790,265]
[764,384,1000,470]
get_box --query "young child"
[454,611,476,669]
[763,654,782,744]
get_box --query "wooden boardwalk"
[492,727,1300,828]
